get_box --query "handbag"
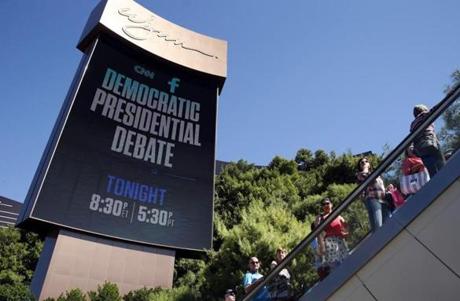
[390,188,405,208]
[400,168,430,195]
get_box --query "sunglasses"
[226,292,235,296]
[250,261,259,264]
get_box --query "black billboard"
[22,38,217,251]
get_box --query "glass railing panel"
[242,83,460,301]
[437,96,460,158]
[261,191,370,300]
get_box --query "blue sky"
[1,0,459,202]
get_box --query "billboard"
[19,38,218,252]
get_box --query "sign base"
[31,229,175,300]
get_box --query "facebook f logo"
[168,77,181,93]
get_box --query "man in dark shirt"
[410,104,445,177]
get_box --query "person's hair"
[357,157,371,172]
[413,104,429,117]
[321,197,331,205]
[405,145,415,157]
[276,247,286,253]
[224,289,235,296]
[248,256,258,264]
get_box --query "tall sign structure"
[17,0,226,299]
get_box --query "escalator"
[301,151,460,300]
[242,84,460,301]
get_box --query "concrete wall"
[31,229,175,300]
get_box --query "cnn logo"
[134,65,155,80]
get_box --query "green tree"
[88,282,121,301]
[440,69,460,152]
[143,286,199,301]
[214,160,260,229]
[0,227,42,285]
[294,149,313,171]
[201,199,308,299]
[43,288,87,301]
[322,152,359,187]
[122,287,156,301]
[311,150,330,169]
[0,283,35,301]
[268,156,298,175]
[173,258,206,293]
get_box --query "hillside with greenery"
[204,150,373,297]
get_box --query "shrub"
[146,286,200,301]
[58,288,87,301]
[88,282,121,301]
[122,287,157,301]
[0,283,35,301]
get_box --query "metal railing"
[242,82,460,301]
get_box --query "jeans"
[365,198,391,232]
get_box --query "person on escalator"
[401,145,426,176]
[224,288,237,301]
[314,198,349,271]
[310,222,329,280]
[269,247,292,300]
[410,104,445,177]
[399,145,430,197]
[242,256,270,301]
[356,157,391,232]
[385,184,405,210]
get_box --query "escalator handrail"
[242,82,460,301]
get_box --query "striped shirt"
[356,172,386,200]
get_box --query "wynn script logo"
[118,8,218,59]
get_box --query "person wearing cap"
[224,288,236,301]
[242,256,270,301]
[410,104,445,177]
[315,198,349,271]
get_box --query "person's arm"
[314,215,326,254]
[243,275,264,294]
[339,216,349,237]
[317,231,326,255]
[401,159,411,175]
[411,157,426,173]
[314,215,322,227]
[430,102,442,114]
[376,177,386,200]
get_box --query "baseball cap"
[321,198,331,205]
